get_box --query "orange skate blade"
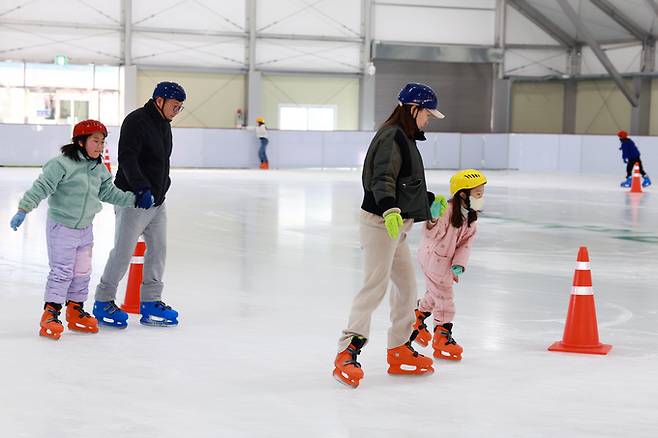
[333,369,361,388]
[387,364,434,375]
[68,321,99,333]
[433,350,462,361]
[39,327,62,340]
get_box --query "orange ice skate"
[66,301,99,333]
[333,336,366,388]
[387,334,434,375]
[433,323,463,361]
[40,303,64,340]
[412,309,432,347]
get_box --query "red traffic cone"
[548,247,612,355]
[630,162,643,193]
[121,236,146,314]
[103,148,112,174]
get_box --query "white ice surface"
[1,168,658,437]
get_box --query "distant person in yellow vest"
[256,117,269,169]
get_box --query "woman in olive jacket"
[333,83,446,388]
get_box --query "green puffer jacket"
[18,152,136,229]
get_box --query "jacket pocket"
[426,253,452,285]
[396,175,423,212]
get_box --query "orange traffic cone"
[630,162,643,193]
[103,148,112,173]
[121,236,146,314]
[548,247,612,355]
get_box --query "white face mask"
[469,196,484,211]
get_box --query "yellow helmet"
[450,169,487,196]
[256,117,265,124]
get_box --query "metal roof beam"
[507,0,577,47]
[557,0,638,106]
[590,0,648,41]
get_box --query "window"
[279,105,336,131]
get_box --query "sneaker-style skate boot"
[643,175,652,187]
[387,332,434,375]
[40,303,64,340]
[140,301,179,326]
[93,300,129,328]
[412,309,432,347]
[333,336,366,388]
[66,301,99,333]
[432,323,463,361]
[620,177,632,188]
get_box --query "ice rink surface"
[1,167,658,437]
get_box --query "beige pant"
[338,210,417,351]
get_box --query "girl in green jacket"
[9,120,151,340]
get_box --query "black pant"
[626,159,646,178]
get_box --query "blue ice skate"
[620,177,632,188]
[140,301,179,326]
[93,301,128,328]
[642,175,652,187]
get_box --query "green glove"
[430,195,448,219]
[383,208,403,240]
[451,265,464,277]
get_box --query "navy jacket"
[619,138,640,163]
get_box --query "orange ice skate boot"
[333,336,366,388]
[387,332,434,375]
[66,301,99,333]
[412,309,432,347]
[432,323,463,361]
[40,303,64,340]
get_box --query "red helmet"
[73,120,107,138]
[617,130,628,139]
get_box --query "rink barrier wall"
[1,123,656,175]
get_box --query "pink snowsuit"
[417,203,477,323]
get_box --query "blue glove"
[10,210,26,231]
[430,195,448,219]
[135,189,154,209]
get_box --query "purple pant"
[45,218,94,304]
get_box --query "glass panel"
[0,62,24,87]
[279,106,308,130]
[308,107,335,131]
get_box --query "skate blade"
[433,350,462,361]
[67,322,99,333]
[333,370,360,388]
[139,316,178,327]
[39,327,62,340]
[387,364,434,375]
[97,318,128,329]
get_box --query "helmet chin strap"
[156,98,171,120]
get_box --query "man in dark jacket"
[93,81,186,328]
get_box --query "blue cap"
[153,81,186,101]
[398,83,444,119]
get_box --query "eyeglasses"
[172,104,184,113]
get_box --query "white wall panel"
[132,33,246,68]
[505,49,567,77]
[256,40,360,72]
[2,124,652,175]
[505,5,559,46]
[581,44,643,75]
[374,5,494,45]
[256,0,360,38]
[0,25,121,64]
[132,0,245,32]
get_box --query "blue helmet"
[153,81,186,101]
[398,83,445,119]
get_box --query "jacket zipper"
[75,162,92,228]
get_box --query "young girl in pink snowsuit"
[412,169,487,361]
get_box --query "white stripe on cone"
[575,262,591,270]
[571,286,593,295]
[131,256,144,264]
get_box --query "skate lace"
[103,301,121,314]
[154,301,172,310]
[345,346,362,368]
[404,342,420,357]
[441,329,457,346]
[72,303,91,318]
[45,307,62,324]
